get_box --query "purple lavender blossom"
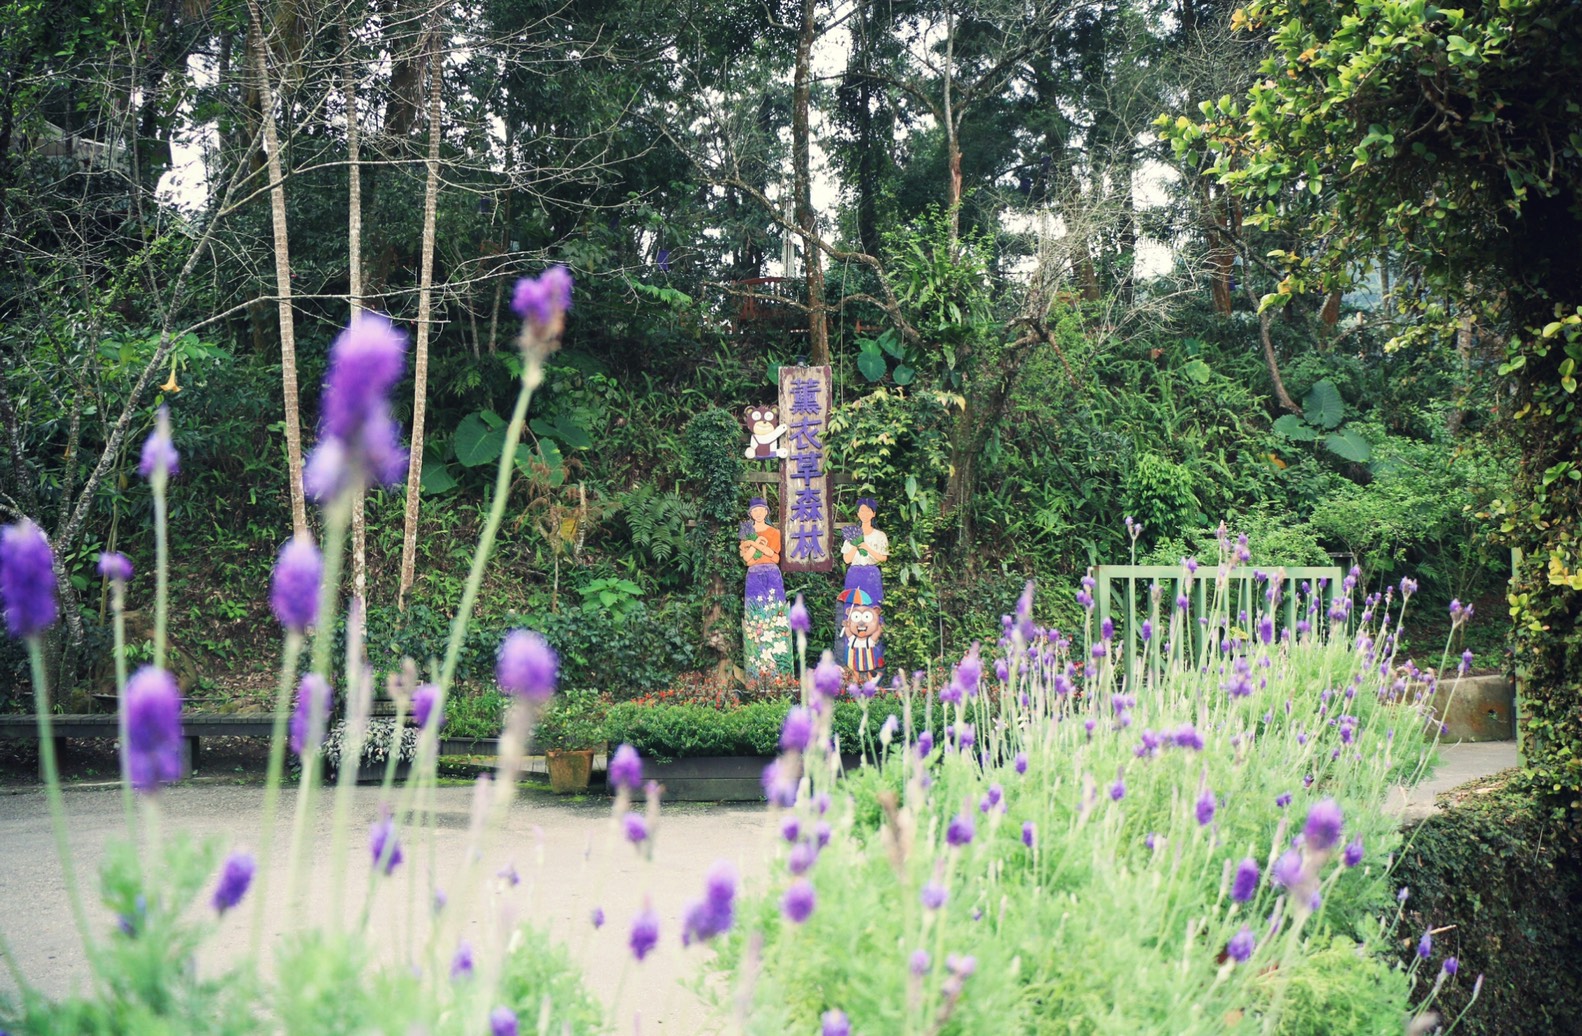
[1227,926,1256,963]
[788,840,818,875]
[921,882,947,909]
[138,407,180,479]
[1014,751,1028,774]
[211,852,255,914]
[761,759,798,807]
[946,813,975,847]
[321,314,407,441]
[1443,957,1458,976]
[780,707,814,752]
[682,861,737,945]
[1271,849,1303,888]
[97,552,133,583]
[369,816,403,874]
[591,907,604,928]
[1343,837,1364,868]
[1417,931,1433,958]
[289,674,333,757]
[1302,798,1344,851]
[956,644,983,697]
[1195,789,1216,826]
[821,1010,851,1036]
[1110,776,1126,801]
[125,666,183,793]
[412,682,441,730]
[789,594,810,634]
[490,1008,519,1036]
[1459,649,1474,676]
[622,812,649,845]
[1172,724,1205,751]
[1258,615,1274,645]
[916,731,934,757]
[1232,858,1260,903]
[910,949,931,975]
[954,724,975,750]
[1276,792,1292,809]
[1140,620,1152,642]
[270,535,322,633]
[511,266,574,327]
[451,941,475,980]
[610,744,643,791]
[0,521,58,639]
[630,904,660,960]
[1021,821,1035,848]
[782,879,816,923]
[496,629,557,701]
[813,653,843,699]
[1100,617,1114,641]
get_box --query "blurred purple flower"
[1110,776,1126,801]
[682,861,737,945]
[289,674,333,757]
[0,520,58,639]
[780,707,814,752]
[490,1008,519,1036]
[1271,849,1303,888]
[782,879,816,923]
[788,840,818,875]
[916,731,934,758]
[1302,798,1344,851]
[511,266,573,328]
[126,666,183,793]
[1021,821,1035,848]
[591,907,604,928]
[946,813,975,847]
[1443,956,1458,976]
[630,904,660,960]
[1417,931,1433,958]
[451,941,475,980]
[1014,751,1028,774]
[921,882,947,909]
[1343,837,1364,868]
[1195,789,1216,826]
[1227,926,1256,963]
[412,682,441,730]
[211,852,255,914]
[789,594,810,634]
[761,759,798,807]
[370,815,403,874]
[910,949,931,975]
[821,1010,850,1036]
[496,629,557,701]
[1232,858,1260,903]
[622,812,649,845]
[138,406,180,479]
[813,653,843,699]
[956,644,983,696]
[97,551,133,583]
[610,744,643,791]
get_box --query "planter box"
[439,736,503,757]
[638,754,866,802]
[326,759,413,785]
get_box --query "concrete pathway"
[1386,740,1520,822]
[0,782,772,1033]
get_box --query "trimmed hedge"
[602,698,951,762]
[1393,783,1582,1035]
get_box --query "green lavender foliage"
[712,576,1445,1033]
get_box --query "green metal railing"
[1093,564,1344,683]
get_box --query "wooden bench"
[0,714,284,781]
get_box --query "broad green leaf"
[555,416,592,449]
[454,413,506,467]
[479,409,504,430]
[892,364,916,386]
[877,329,904,358]
[1272,414,1320,441]
[1324,428,1372,463]
[1303,380,1345,429]
[857,349,888,382]
[1181,358,1212,384]
[420,460,458,495]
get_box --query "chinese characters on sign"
[778,365,834,573]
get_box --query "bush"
[603,696,950,762]
[1393,783,1582,1035]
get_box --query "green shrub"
[1393,783,1582,1035]
[602,697,950,762]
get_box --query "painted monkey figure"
[743,405,789,460]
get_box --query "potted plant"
[322,717,420,784]
[534,689,606,793]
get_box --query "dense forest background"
[0,0,1519,710]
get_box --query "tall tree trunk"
[343,8,368,610]
[792,0,828,366]
[397,22,443,609]
[247,0,308,537]
[942,3,962,240]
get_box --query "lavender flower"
[1459,649,1474,676]
[1275,792,1292,809]
[920,882,947,909]
[511,266,574,328]
[1014,751,1028,775]
[916,731,934,758]
[369,816,403,874]
[1271,849,1303,888]
[610,744,643,791]
[1258,615,1274,645]
[0,521,57,638]
[813,653,843,699]
[591,907,604,928]
[1227,926,1256,963]
[1443,957,1458,976]
[412,682,441,730]
[682,861,737,945]
[789,594,810,634]
[1195,789,1216,826]
[946,813,975,847]
[1343,836,1364,868]
[1100,617,1114,641]
[622,812,649,845]
[788,840,818,875]
[1014,580,1035,638]
[1417,931,1433,958]
[1302,798,1344,851]
[211,852,255,914]
[1140,620,1153,642]
[780,706,814,752]
[496,629,557,701]
[956,644,983,696]
[1172,724,1204,751]
[761,759,798,807]
[97,551,133,584]
[125,666,183,793]
[138,406,179,479]
[321,314,407,441]
[490,1008,519,1036]
[450,941,475,980]
[289,674,333,757]
[821,1010,851,1036]
[1021,821,1035,848]
[1232,858,1260,902]
[782,879,816,923]
[1110,776,1126,801]
[910,949,931,975]
[630,904,660,960]
[270,535,322,633]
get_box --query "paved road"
[0,781,771,1032]
[1386,740,1520,821]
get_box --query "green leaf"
[877,329,904,359]
[856,350,888,382]
[892,364,916,386]
[420,460,458,495]
[555,416,592,449]
[1181,358,1212,384]
[1273,414,1320,441]
[454,413,507,467]
[1303,380,1345,430]
[1323,428,1372,463]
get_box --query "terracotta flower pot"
[545,748,594,793]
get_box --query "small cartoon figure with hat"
[837,586,883,682]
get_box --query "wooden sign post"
[777,364,834,573]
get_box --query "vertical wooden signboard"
[778,364,834,573]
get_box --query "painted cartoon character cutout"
[838,587,883,682]
[743,405,789,460]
